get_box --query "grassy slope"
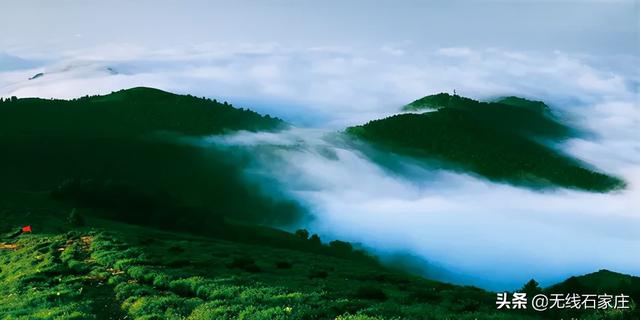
[1,195,637,320]
[0,194,519,320]
[348,93,623,192]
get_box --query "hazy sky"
[2,0,638,55]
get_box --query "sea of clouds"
[1,43,638,290]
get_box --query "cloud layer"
[1,43,637,128]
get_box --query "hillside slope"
[348,94,624,192]
[0,194,500,320]
[0,88,302,226]
[547,270,640,302]
[1,194,637,320]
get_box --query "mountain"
[538,270,640,319]
[493,96,550,113]
[347,93,624,192]
[403,92,457,111]
[401,93,568,139]
[404,94,550,115]
[28,72,44,80]
[0,87,285,138]
[546,269,640,301]
[0,88,300,227]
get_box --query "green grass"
[0,194,510,320]
[347,93,624,192]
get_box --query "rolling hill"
[547,269,640,302]
[347,93,624,192]
[0,87,285,138]
[0,88,301,227]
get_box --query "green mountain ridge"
[0,87,286,138]
[401,93,568,139]
[493,96,551,114]
[0,88,302,227]
[348,93,624,192]
[402,92,458,111]
[403,94,551,115]
[547,269,640,299]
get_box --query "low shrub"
[166,259,191,268]
[275,261,293,269]
[354,286,387,301]
[227,257,261,273]
[168,246,185,254]
[308,270,328,279]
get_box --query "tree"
[520,279,542,295]
[329,240,353,253]
[309,234,321,246]
[67,208,85,227]
[294,229,309,240]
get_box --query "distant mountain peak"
[106,66,118,75]
[494,96,550,113]
[28,72,44,80]
[401,92,570,140]
[402,92,551,114]
[347,93,624,192]
[402,92,467,111]
[109,86,172,96]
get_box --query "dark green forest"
[0,88,300,227]
[0,87,285,137]
[347,93,624,192]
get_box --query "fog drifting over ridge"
[207,123,639,290]
[1,44,639,290]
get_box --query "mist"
[193,47,639,290]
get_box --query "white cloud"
[380,45,405,57]
[1,44,637,127]
[436,47,474,57]
[210,124,639,290]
